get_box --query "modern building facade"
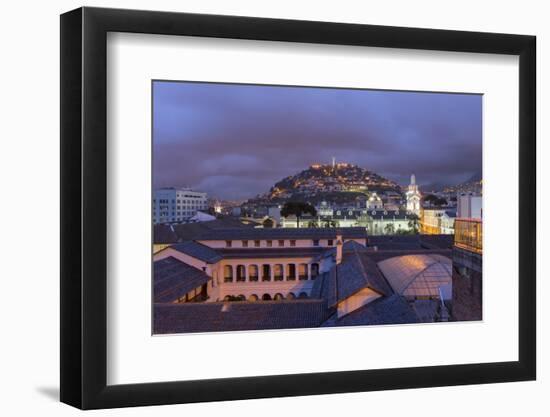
[457,194,482,219]
[153,187,208,224]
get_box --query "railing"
[454,218,482,254]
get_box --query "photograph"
[152,81,483,334]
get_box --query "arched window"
[236,294,246,301]
[236,265,246,282]
[262,293,272,301]
[311,263,319,279]
[298,263,308,280]
[298,292,308,299]
[287,292,296,300]
[223,265,233,283]
[248,294,259,302]
[274,264,283,281]
[274,293,284,300]
[286,264,296,281]
[223,295,232,301]
[262,264,271,281]
[249,265,258,282]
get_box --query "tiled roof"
[153,257,211,303]
[322,294,419,326]
[367,235,453,251]
[314,247,392,308]
[310,271,328,300]
[194,227,367,241]
[368,235,423,250]
[154,218,255,243]
[170,241,223,263]
[420,235,454,249]
[320,240,371,259]
[153,299,329,334]
[219,247,326,259]
[153,224,179,244]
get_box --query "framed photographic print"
[60,6,536,410]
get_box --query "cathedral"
[405,174,421,215]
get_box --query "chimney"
[336,232,343,264]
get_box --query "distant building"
[366,192,383,210]
[421,208,456,235]
[365,209,412,235]
[279,207,414,235]
[457,194,482,219]
[405,174,421,215]
[153,188,208,224]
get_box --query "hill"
[251,163,402,205]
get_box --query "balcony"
[454,218,482,254]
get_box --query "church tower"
[405,174,421,215]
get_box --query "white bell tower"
[405,174,421,215]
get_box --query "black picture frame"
[60,6,536,410]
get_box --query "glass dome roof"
[377,254,452,299]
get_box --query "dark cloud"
[153,81,482,199]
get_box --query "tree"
[280,201,317,228]
[262,218,274,228]
[423,194,447,207]
[408,214,420,234]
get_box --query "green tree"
[408,214,420,234]
[423,194,447,207]
[423,194,438,205]
[262,218,274,228]
[384,223,395,235]
[280,201,317,228]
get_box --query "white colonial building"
[153,228,368,302]
[153,187,208,224]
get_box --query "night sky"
[153,81,482,200]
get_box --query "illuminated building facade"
[405,174,422,215]
[421,208,456,235]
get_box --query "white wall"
[0,1,546,417]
